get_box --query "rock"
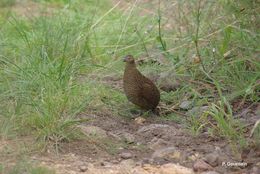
[241,148,250,159]
[100,161,112,167]
[79,165,88,172]
[137,124,181,141]
[171,151,181,160]
[187,106,209,116]
[138,124,170,133]
[120,152,133,159]
[204,152,220,167]
[158,71,181,92]
[139,163,194,174]
[141,164,156,172]
[78,125,107,138]
[160,163,194,174]
[152,147,179,159]
[108,132,121,140]
[120,132,135,144]
[188,153,200,161]
[251,166,260,174]
[118,147,124,150]
[179,101,192,110]
[110,160,119,164]
[193,159,213,172]
[200,171,220,174]
[134,117,146,125]
[148,137,168,150]
[120,159,136,167]
[141,158,154,164]
[256,161,260,166]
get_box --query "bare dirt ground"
[41,72,258,174]
[0,0,259,174]
[2,73,259,173]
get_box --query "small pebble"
[100,161,111,166]
[79,165,88,172]
[134,117,146,125]
[120,152,133,159]
[111,159,119,164]
[179,100,192,110]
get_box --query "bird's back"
[123,64,160,110]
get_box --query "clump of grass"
[0,0,155,146]
[187,111,209,137]
[169,0,258,146]
[207,101,246,147]
[0,12,94,143]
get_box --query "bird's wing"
[140,81,160,108]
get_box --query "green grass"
[1,160,55,174]
[0,0,259,153]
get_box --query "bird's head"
[123,55,135,64]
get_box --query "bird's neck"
[125,63,136,71]
[124,63,139,78]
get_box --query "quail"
[123,55,160,115]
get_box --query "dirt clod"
[193,159,213,172]
[152,147,177,159]
[148,137,168,150]
[120,132,135,144]
[79,165,88,172]
[120,152,133,159]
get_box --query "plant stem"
[194,0,207,72]
[157,0,167,52]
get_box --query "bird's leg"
[140,110,158,117]
[129,108,144,118]
[130,109,150,117]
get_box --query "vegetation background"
[0,0,259,173]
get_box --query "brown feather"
[123,55,160,113]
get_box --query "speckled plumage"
[123,55,160,113]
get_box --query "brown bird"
[123,55,160,115]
